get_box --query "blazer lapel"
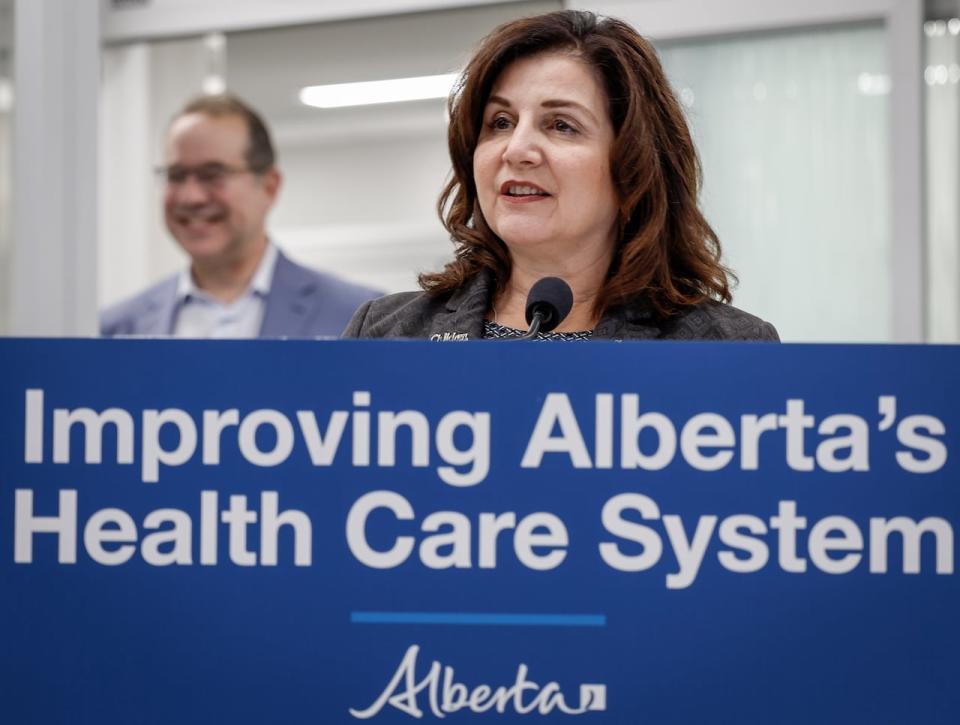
[427,271,492,341]
[137,276,180,335]
[259,251,312,337]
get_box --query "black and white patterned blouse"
[482,320,593,341]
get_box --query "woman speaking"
[343,10,778,342]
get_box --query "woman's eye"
[490,115,512,130]
[552,118,578,134]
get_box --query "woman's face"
[473,52,619,265]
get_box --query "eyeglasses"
[155,163,257,188]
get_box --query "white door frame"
[11,0,100,335]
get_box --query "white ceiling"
[103,0,547,42]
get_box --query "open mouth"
[502,182,550,198]
[175,210,226,227]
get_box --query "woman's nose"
[501,120,542,167]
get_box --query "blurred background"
[0,0,957,342]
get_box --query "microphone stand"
[517,311,546,340]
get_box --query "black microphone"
[519,277,574,340]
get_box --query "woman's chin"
[496,227,555,253]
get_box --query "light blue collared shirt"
[171,243,279,339]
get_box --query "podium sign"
[0,339,957,723]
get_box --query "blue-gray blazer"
[100,251,381,338]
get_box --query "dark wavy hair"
[419,10,733,318]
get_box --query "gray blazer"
[100,250,380,338]
[343,271,778,341]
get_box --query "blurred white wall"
[100,38,208,308]
[8,0,99,336]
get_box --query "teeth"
[507,185,544,196]
[177,211,222,223]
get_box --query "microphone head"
[525,277,574,333]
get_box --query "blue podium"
[0,338,956,723]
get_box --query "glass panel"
[659,24,891,342]
[924,17,960,343]
[0,0,13,334]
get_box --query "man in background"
[100,94,379,338]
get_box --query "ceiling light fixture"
[299,73,458,109]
